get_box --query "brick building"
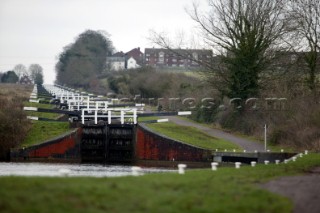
[125,47,144,67]
[144,48,212,68]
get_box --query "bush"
[0,85,31,160]
[190,104,218,123]
[105,68,209,100]
[268,97,320,151]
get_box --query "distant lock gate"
[24,84,191,163]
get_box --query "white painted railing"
[29,84,38,100]
[81,108,138,125]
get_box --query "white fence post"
[120,110,125,124]
[82,109,85,124]
[94,110,98,124]
[235,162,241,169]
[108,110,111,124]
[133,109,137,124]
[178,164,186,174]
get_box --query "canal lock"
[80,124,136,163]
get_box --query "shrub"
[0,85,31,160]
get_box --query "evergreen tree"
[1,71,19,83]
[56,30,114,88]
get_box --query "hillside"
[0,83,33,100]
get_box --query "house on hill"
[125,47,144,69]
[127,57,141,69]
[107,48,144,71]
[106,52,126,71]
[144,48,212,68]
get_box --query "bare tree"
[29,64,44,84]
[286,0,320,92]
[13,64,28,78]
[188,0,287,99]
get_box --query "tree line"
[0,63,44,84]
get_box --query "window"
[192,52,199,65]
[158,51,165,64]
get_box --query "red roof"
[125,47,144,65]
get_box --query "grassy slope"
[22,121,70,147]
[24,101,62,120]
[22,100,70,147]
[146,122,240,150]
[1,153,320,213]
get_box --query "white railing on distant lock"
[43,84,86,103]
[67,97,124,111]
[81,108,138,125]
[29,84,38,100]
[41,85,145,125]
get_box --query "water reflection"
[0,162,173,177]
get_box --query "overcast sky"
[0,0,201,84]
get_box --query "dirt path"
[261,167,320,213]
[168,116,264,151]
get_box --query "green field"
[146,122,240,150]
[22,121,70,147]
[1,153,319,213]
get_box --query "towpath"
[168,116,265,151]
[261,167,320,213]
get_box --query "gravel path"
[261,167,320,213]
[168,116,265,151]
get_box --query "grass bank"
[1,153,319,213]
[21,100,70,147]
[180,116,295,152]
[24,101,62,120]
[22,121,70,147]
[146,122,240,150]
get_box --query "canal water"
[0,162,174,177]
